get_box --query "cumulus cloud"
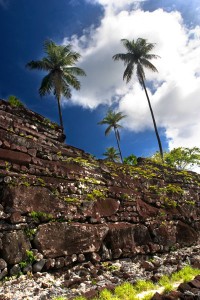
[62,0,200,152]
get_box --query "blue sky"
[0,0,200,160]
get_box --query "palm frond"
[123,63,134,83]
[105,125,113,136]
[140,58,158,73]
[62,84,71,99]
[39,73,54,96]
[26,60,50,71]
[64,66,86,77]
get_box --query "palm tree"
[113,38,164,162]
[26,40,86,133]
[98,109,126,163]
[103,147,121,162]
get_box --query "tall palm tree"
[113,38,164,162]
[98,109,126,163]
[26,40,86,133]
[103,147,121,163]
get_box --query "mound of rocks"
[1,244,200,300]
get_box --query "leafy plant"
[124,154,137,166]
[134,280,155,292]
[24,228,37,240]
[103,147,121,163]
[29,211,53,221]
[86,188,107,201]
[19,250,36,270]
[8,95,24,107]
[151,147,200,171]
[115,282,136,300]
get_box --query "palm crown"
[103,147,121,163]
[113,38,159,85]
[26,40,86,132]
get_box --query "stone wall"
[0,99,200,278]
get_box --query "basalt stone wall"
[0,99,200,278]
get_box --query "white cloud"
[62,1,200,153]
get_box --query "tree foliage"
[124,154,137,166]
[8,95,24,107]
[103,147,121,162]
[26,40,86,133]
[151,147,200,170]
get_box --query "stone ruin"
[0,98,200,279]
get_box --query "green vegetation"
[37,177,46,186]
[98,109,126,163]
[102,262,120,272]
[113,38,163,162]
[64,157,97,168]
[26,40,86,132]
[103,147,121,163]
[151,147,200,171]
[8,95,24,107]
[24,228,37,240]
[148,183,185,208]
[80,177,103,185]
[86,188,107,201]
[5,161,11,172]
[63,196,79,203]
[124,154,137,166]
[19,250,36,270]
[29,211,53,222]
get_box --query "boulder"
[1,230,31,264]
[34,222,109,258]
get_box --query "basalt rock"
[0,98,200,276]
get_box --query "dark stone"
[0,258,7,270]
[34,223,108,258]
[0,148,31,165]
[140,260,155,271]
[32,259,46,273]
[1,230,31,264]
[151,292,163,300]
[178,282,193,292]
[9,264,21,276]
[83,289,98,299]
[176,221,198,246]
[188,279,200,289]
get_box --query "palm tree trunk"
[114,128,123,163]
[141,76,164,162]
[57,95,64,131]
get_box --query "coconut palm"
[26,40,86,133]
[113,38,164,162]
[98,109,126,163]
[103,147,121,162]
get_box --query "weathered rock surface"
[34,223,109,257]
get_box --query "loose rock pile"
[1,244,200,300]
